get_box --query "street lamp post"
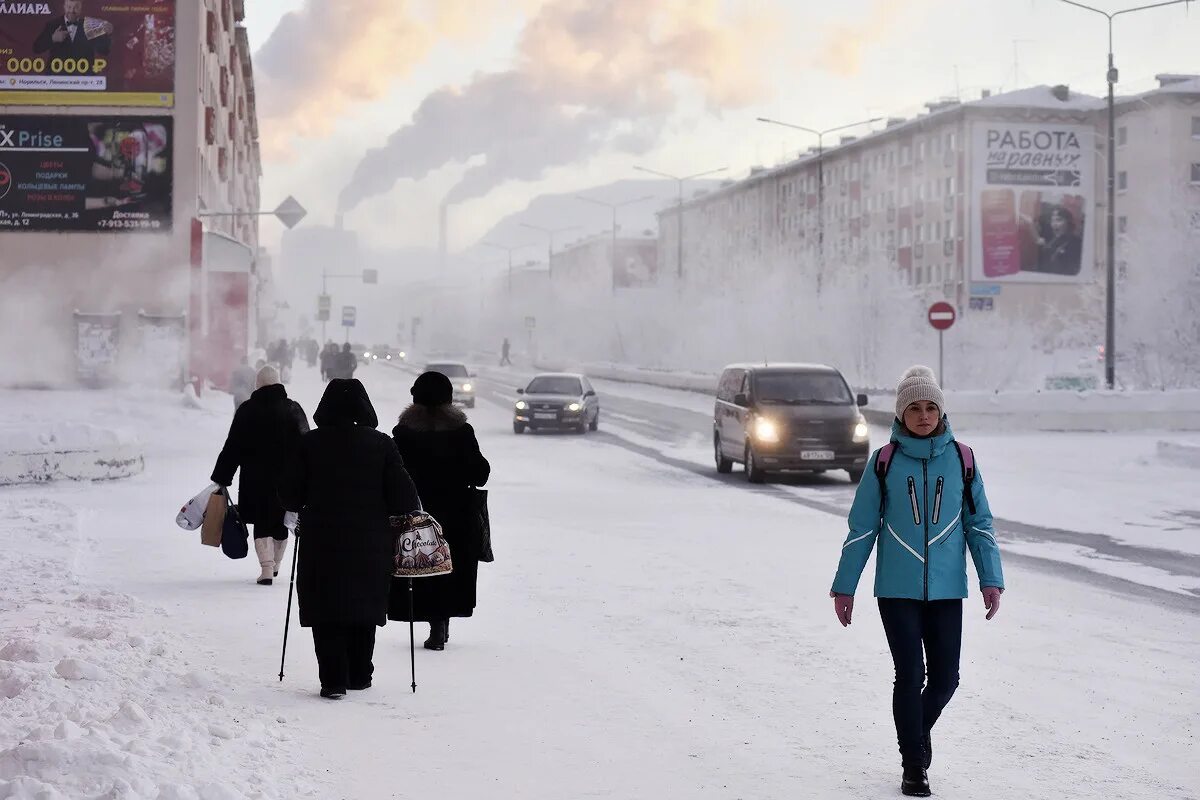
[520,223,580,279]
[1057,0,1193,390]
[482,241,535,293]
[755,116,881,285]
[574,194,655,293]
[632,165,727,280]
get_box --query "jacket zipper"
[906,477,921,524]
[932,476,944,525]
[922,459,930,601]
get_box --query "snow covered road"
[1,364,1197,798]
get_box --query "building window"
[206,10,217,52]
[901,145,911,166]
[1191,163,1200,184]
[1117,171,1127,191]
[1118,216,1127,234]
[1117,126,1127,147]
[944,176,955,195]
[1192,117,1200,138]
[917,140,926,162]
[900,186,911,206]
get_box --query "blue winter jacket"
[831,418,1004,600]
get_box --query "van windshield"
[427,363,469,378]
[754,372,852,405]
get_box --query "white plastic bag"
[176,483,219,531]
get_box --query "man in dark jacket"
[333,342,357,380]
[211,365,310,585]
[388,371,491,650]
[33,1,112,63]
[280,378,420,699]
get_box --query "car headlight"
[462,383,473,392]
[386,354,392,360]
[399,352,406,358]
[515,400,527,410]
[567,402,582,412]
[853,421,869,442]
[753,416,780,443]
[364,351,371,358]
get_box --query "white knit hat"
[255,365,281,389]
[895,365,945,420]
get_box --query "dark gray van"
[713,363,870,484]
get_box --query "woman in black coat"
[280,378,420,699]
[211,365,309,585]
[388,371,491,651]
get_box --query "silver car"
[425,362,476,408]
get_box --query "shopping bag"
[220,491,250,560]
[200,488,227,547]
[390,511,453,578]
[176,483,219,531]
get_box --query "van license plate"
[534,412,557,420]
[801,450,835,461]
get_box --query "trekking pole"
[278,534,300,681]
[408,577,417,693]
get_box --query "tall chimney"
[334,212,344,230]
[438,203,448,271]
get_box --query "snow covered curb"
[0,424,144,486]
[1156,441,1200,469]
[0,496,316,799]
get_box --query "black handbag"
[473,487,493,563]
[220,490,250,560]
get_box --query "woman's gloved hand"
[982,586,1003,620]
[830,591,854,627]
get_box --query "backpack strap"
[953,441,977,516]
[874,442,898,517]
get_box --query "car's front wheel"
[513,422,526,435]
[589,411,599,432]
[847,468,864,483]
[745,446,767,484]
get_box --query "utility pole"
[632,165,727,281]
[1057,0,1193,389]
[574,194,654,292]
[755,116,881,289]
[520,223,580,280]
[482,241,535,293]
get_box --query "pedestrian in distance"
[229,356,256,410]
[334,342,357,380]
[280,379,420,699]
[211,365,310,585]
[499,337,512,367]
[388,371,491,651]
[319,342,335,382]
[830,365,1004,798]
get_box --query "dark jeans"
[311,625,376,691]
[877,598,963,768]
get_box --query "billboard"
[0,0,175,107]
[0,114,172,231]
[613,239,659,288]
[970,121,1095,284]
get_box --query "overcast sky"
[243,0,1199,255]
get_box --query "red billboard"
[0,1,176,107]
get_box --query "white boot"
[253,538,275,585]
[273,537,288,578]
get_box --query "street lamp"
[756,116,881,282]
[1056,0,1193,390]
[519,223,580,278]
[482,241,536,293]
[632,165,727,279]
[574,194,655,293]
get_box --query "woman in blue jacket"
[831,366,1004,797]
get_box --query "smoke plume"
[337,0,784,213]
[254,0,511,160]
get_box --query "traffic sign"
[274,196,307,230]
[317,293,331,322]
[362,269,378,284]
[927,301,956,331]
[342,306,356,327]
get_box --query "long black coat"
[211,384,309,534]
[280,379,419,628]
[388,404,490,621]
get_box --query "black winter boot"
[901,766,931,797]
[923,732,932,769]
[423,620,447,651]
[444,618,450,643]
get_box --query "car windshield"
[427,363,469,378]
[754,372,852,405]
[527,376,582,395]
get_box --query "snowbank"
[1156,440,1200,469]
[538,360,1200,432]
[0,423,144,486]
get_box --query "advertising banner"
[0,114,172,231]
[0,0,175,106]
[970,121,1095,284]
[613,239,659,288]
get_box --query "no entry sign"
[928,302,956,331]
